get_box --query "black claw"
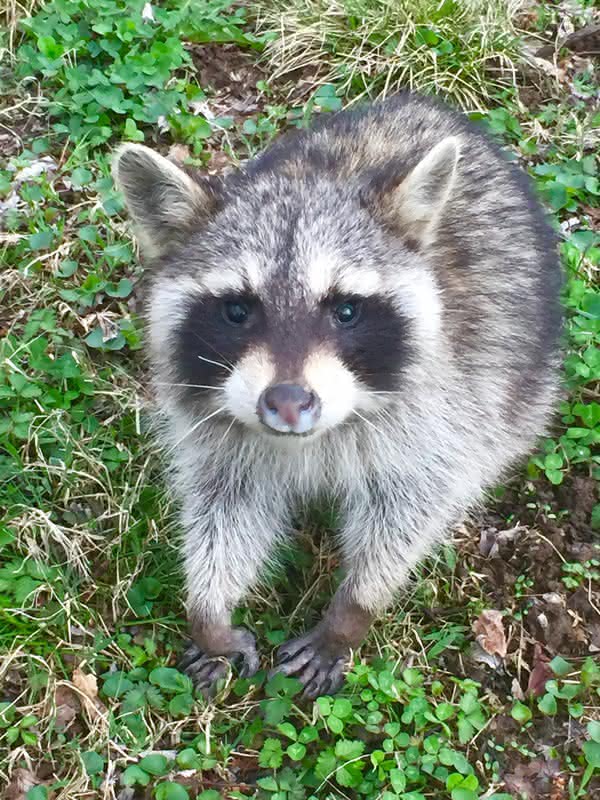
[277,646,295,664]
[277,634,310,663]
[298,661,319,688]
[327,667,346,696]
[275,630,350,698]
[177,643,203,672]
[194,660,224,682]
[239,659,252,678]
[302,680,319,699]
[179,630,259,695]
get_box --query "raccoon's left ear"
[368,136,461,246]
[112,143,218,258]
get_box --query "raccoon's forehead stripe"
[336,266,382,297]
[243,252,269,292]
[385,268,442,341]
[305,251,382,299]
[202,268,246,295]
[150,275,206,346]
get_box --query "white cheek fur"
[303,349,364,431]
[223,348,275,428]
[222,346,374,435]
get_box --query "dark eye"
[333,300,361,326]
[223,299,250,326]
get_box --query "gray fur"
[114,92,562,691]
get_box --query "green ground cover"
[0,0,598,797]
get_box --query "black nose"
[258,383,320,434]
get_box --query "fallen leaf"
[6,768,38,800]
[527,643,552,697]
[479,526,519,558]
[72,666,106,722]
[167,143,190,164]
[504,758,562,800]
[472,609,508,658]
[561,23,600,55]
[98,315,120,343]
[12,156,57,184]
[511,678,525,701]
[72,666,98,701]
[550,774,567,800]
[470,641,503,670]
[582,205,600,229]
[54,683,81,729]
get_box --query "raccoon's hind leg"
[179,489,287,696]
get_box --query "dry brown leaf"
[167,143,191,164]
[511,678,525,701]
[504,758,562,800]
[582,205,600,230]
[6,768,38,800]
[527,643,552,697]
[98,315,120,343]
[550,774,567,800]
[72,666,98,700]
[54,684,81,729]
[72,666,106,722]
[472,609,508,658]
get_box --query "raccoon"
[113,92,562,698]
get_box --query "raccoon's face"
[113,136,459,439]
[165,197,417,438]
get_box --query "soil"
[454,474,599,799]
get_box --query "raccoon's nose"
[258,383,321,434]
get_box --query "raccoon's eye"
[223,299,250,326]
[333,300,361,327]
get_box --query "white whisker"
[191,331,236,371]
[197,354,233,373]
[156,382,224,391]
[352,409,387,436]
[215,416,236,450]
[170,407,227,451]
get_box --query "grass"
[253,0,525,110]
[0,0,599,798]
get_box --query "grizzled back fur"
[114,93,562,616]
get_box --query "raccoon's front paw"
[178,628,259,697]
[271,630,350,699]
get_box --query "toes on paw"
[178,646,204,672]
[277,636,308,662]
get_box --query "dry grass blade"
[0,0,42,60]
[253,0,526,110]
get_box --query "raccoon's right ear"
[112,143,218,258]
[365,136,461,248]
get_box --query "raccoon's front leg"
[179,620,260,695]
[274,484,451,697]
[274,588,374,698]
[178,491,285,695]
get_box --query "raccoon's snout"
[258,383,321,435]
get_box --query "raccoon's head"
[113,135,459,440]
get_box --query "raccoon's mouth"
[258,424,319,440]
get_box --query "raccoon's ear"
[112,143,217,258]
[370,136,461,246]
